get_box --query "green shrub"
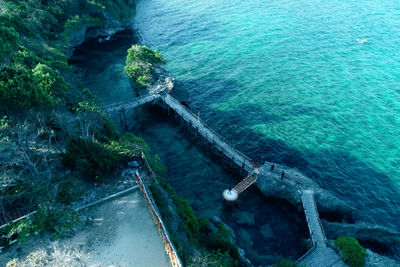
[126,45,164,65]
[273,259,301,267]
[335,236,367,267]
[158,179,240,266]
[54,176,86,205]
[33,205,80,238]
[124,45,164,87]
[32,63,68,98]
[0,63,67,108]
[61,137,121,180]
[103,115,121,141]
[207,223,240,266]
[147,153,167,177]
[0,66,46,108]
[0,23,18,62]
[109,133,150,157]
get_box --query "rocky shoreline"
[68,9,400,265]
[256,161,400,264]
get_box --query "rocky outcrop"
[323,221,400,256]
[147,67,176,94]
[365,249,400,267]
[66,11,132,57]
[256,161,354,217]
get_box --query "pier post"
[240,160,245,175]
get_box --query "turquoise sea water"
[71,0,400,263]
[133,0,400,229]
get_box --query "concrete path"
[71,190,171,267]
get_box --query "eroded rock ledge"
[256,161,400,262]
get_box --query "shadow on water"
[69,29,138,106]
[69,30,399,263]
[133,106,309,265]
[175,77,400,232]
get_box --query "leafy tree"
[0,63,67,108]
[32,63,68,99]
[61,137,121,180]
[124,45,164,87]
[0,66,45,107]
[0,22,18,62]
[335,236,367,267]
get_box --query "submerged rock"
[232,210,255,226]
[365,249,400,267]
[260,224,274,240]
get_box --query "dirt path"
[0,190,171,267]
[70,189,171,266]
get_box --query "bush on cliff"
[335,236,367,267]
[61,137,121,180]
[124,45,164,87]
[273,259,302,267]
[0,63,67,108]
[0,22,19,62]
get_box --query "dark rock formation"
[323,220,400,257]
[256,161,355,217]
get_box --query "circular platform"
[223,188,239,201]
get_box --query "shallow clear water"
[132,0,400,230]
[136,109,309,264]
[71,0,400,263]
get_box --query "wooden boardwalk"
[161,94,255,173]
[297,190,346,267]
[297,246,347,267]
[104,93,346,267]
[302,190,327,246]
[103,94,161,113]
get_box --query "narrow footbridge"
[103,93,256,172]
[297,190,347,267]
[104,93,346,267]
[103,94,161,113]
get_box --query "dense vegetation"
[150,176,241,267]
[273,259,303,267]
[335,236,367,267]
[0,0,139,249]
[124,44,165,87]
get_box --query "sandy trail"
[72,190,171,267]
[0,190,171,267]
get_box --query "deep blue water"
[132,0,400,230]
[71,0,400,264]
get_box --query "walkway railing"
[103,94,161,113]
[162,94,255,172]
[135,170,183,267]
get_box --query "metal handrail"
[311,193,328,244]
[296,244,317,264]
[135,170,183,267]
[161,94,254,166]
[103,94,161,112]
